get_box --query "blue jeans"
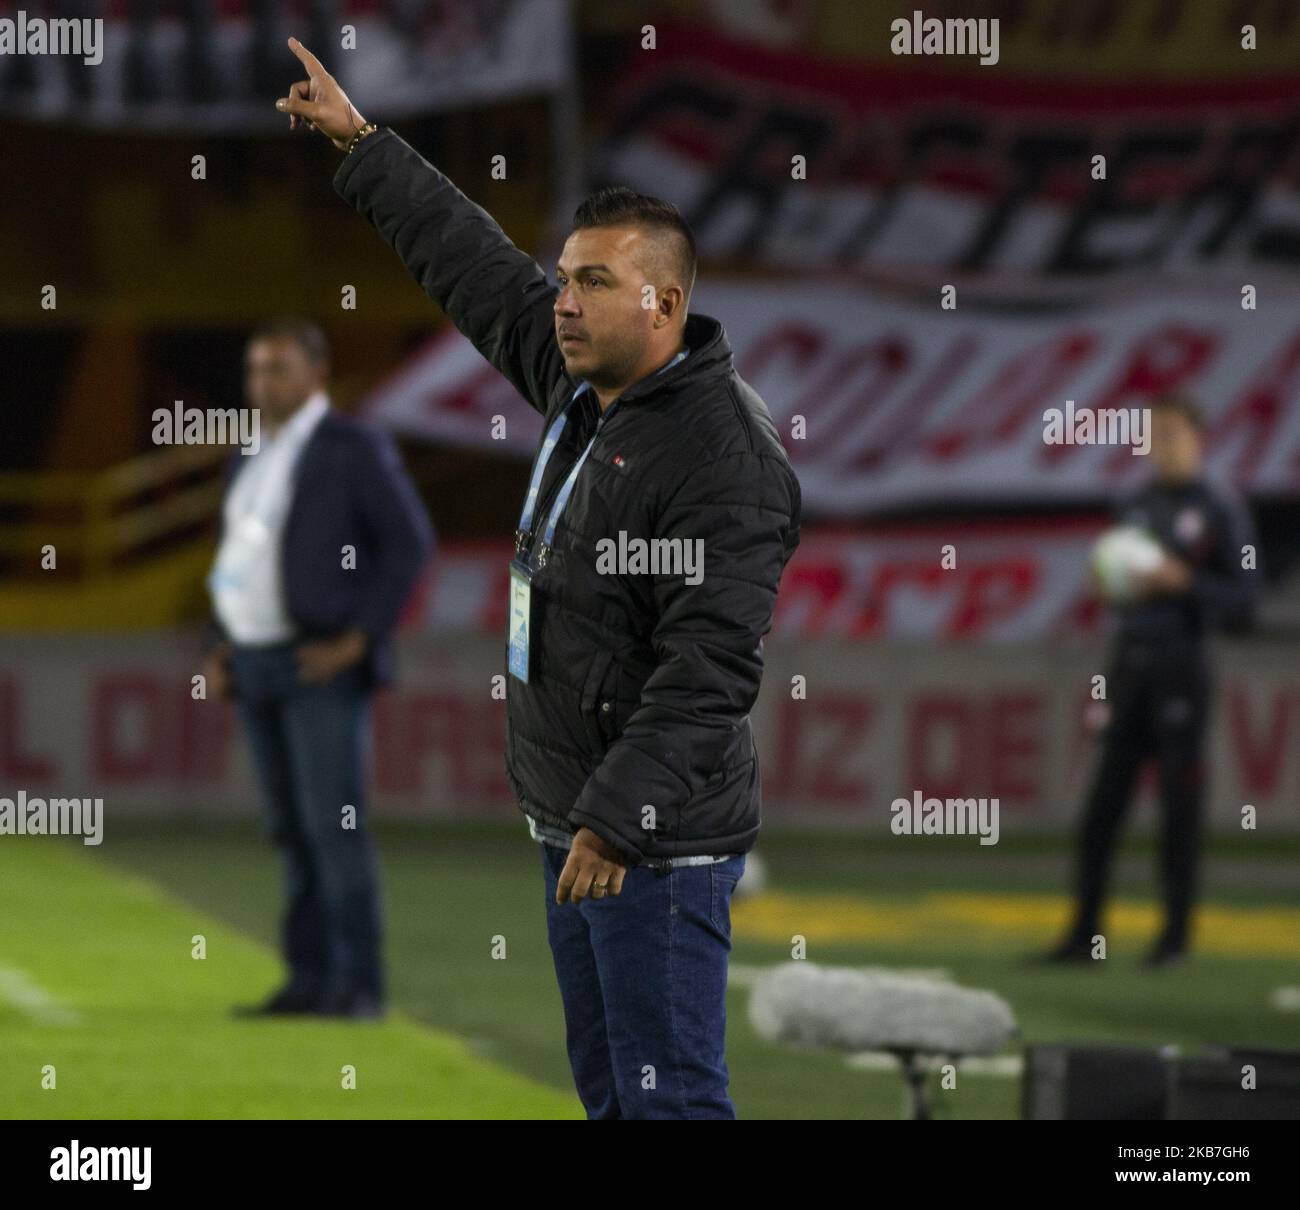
[540,841,745,1119]
[231,643,384,1004]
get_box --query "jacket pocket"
[579,648,615,757]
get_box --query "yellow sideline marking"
[733,892,1300,957]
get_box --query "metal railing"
[0,443,229,578]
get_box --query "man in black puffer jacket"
[279,37,801,1118]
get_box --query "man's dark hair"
[1152,391,1205,431]
[248,316,331,369]
[572,186,697,306]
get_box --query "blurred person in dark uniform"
[204,317,433,1018]
[1038,395,1258,969]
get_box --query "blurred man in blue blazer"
[205,316,433,1019]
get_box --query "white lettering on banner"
[359,282,1300,514]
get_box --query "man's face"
[243,337,322,425]
[553,225,660,388]
[1150,407,1202,482]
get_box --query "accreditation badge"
[508,557,533,683]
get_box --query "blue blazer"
[213,410,434,690]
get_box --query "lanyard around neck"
[514,349,687,569]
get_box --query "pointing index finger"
[287,36,325,78]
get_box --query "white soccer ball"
[1090,525,1165,603]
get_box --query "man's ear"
[655,285,685,328]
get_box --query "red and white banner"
[406,520,1111,642]
[364,279,1300,512]
[3,633,1297,830]
[595,19,1300,290]
[768,521,1108,641]
[354,16,1300,513]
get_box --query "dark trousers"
[1066,641,1211,951]
[539,841,745,1119]
[231,643,385,1004]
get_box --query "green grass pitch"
[2,821,1297,1119]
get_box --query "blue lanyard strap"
[515,349,687,568]
[514,394,578,548]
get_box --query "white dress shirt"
[208,392,330,644]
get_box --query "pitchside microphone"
[748,962,1018,1119]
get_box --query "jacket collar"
[563,313,732,410]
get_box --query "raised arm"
[277,36,565,415]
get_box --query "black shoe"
[315,989,386,1020]
[1025,937,1097,966]
[1142,940,1188,969]
[231,986,323,1017]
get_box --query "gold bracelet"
[344,121,379,155]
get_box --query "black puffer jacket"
[336,129,801,866]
